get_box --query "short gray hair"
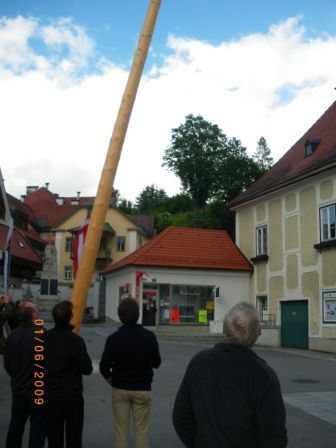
[223,302,260,347]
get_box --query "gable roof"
[104,226,252,273]
[24,187,74,228]
[126,214,155,237]
[0,224,43,265]
[230,100,336,208]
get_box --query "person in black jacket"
[4,301,46,448]
[100,297,161,448]
[44,300,93,448]
[173,301,288,448]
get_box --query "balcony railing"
[97,248,112,260]
[260,313,276,327]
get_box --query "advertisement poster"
[322,291,336,323]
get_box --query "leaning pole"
[70,0,162,333]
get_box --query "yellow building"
[23,186,154,286]
[55,207,153,284]
[230,100,336,353]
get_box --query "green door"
[281,300,308,349]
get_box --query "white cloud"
[1,15,336,202]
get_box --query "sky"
[1,0,336,203]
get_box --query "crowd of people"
[1,295,288,448]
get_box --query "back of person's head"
[52,300,73,326]
[18,302,38,324]
[223,301,261,347]
[118,298,139,325]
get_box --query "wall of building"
[105,267,250,330]
[235,171,336,352]
[55,208,151,284]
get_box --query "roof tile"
[104,226,252,273]
[230,100,336,207]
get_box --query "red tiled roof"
[0,224,42,264]
[104,226,252,273]
[7,194,37,222]
[24,188,74,227]
[230,100,336,208]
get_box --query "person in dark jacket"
[173,301,288,448]
[0,294,15,353]
[4,301,46,448]
[44,300,93,448]
[100,297,161,448]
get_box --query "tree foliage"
[163,114,267,207]
[135,185,168,214]
[163,114,226,208]
[253,136,274,171]
[117,197,136,215]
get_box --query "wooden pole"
[70,0,162,333]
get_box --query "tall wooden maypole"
[70,0,162,333]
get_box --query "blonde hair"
[223,302,260,347]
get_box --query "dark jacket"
[99,323,161,391]
[1,301,15,337]
[4,322,41,394]
[173,343,287,448]
[44,324,93,398]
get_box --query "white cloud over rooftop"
[0,15,335,201]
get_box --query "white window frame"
[64,265,73,280]
[256,295,268,321]
[65,237,73,252]
[256,225,268,256]
[320,204,336,242]
[116,236,126,252]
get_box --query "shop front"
[142,283,215,326]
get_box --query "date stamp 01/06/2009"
[33,319,45,405]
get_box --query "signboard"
[198,309,208,323]
[322,291,336,323]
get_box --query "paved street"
[1,322,336,447]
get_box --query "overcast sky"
[1,0,336,202]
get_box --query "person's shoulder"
[189,347,214,364]
[139,325,159,339]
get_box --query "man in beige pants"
[100,298,161,447]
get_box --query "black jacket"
[4,322,41,394]
[44,324,93,398]
[173,343,287,448]
[99,323,161,391]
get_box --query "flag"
[73,217,89,279]
[3,217,14,292]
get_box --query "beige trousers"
[112,387,152,448]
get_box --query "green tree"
[163,114,227,208]
[135,185,168,214]
[163,114,265,207]
[214,138,265,203]
[165,193,195,214]
[117,197,136,214]
[253,136,274,171]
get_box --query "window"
[65,237,73,252]
[256,225,268,255]
[305,139,320,157]
[64,266,73,280]
[256,296,267,319]
[116,236,126,252]
[320,204,336,241]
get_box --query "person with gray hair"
[173,301,287,448]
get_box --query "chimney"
[77,191,81,200]
[45,182,50,190]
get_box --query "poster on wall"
[322,291,336,323]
